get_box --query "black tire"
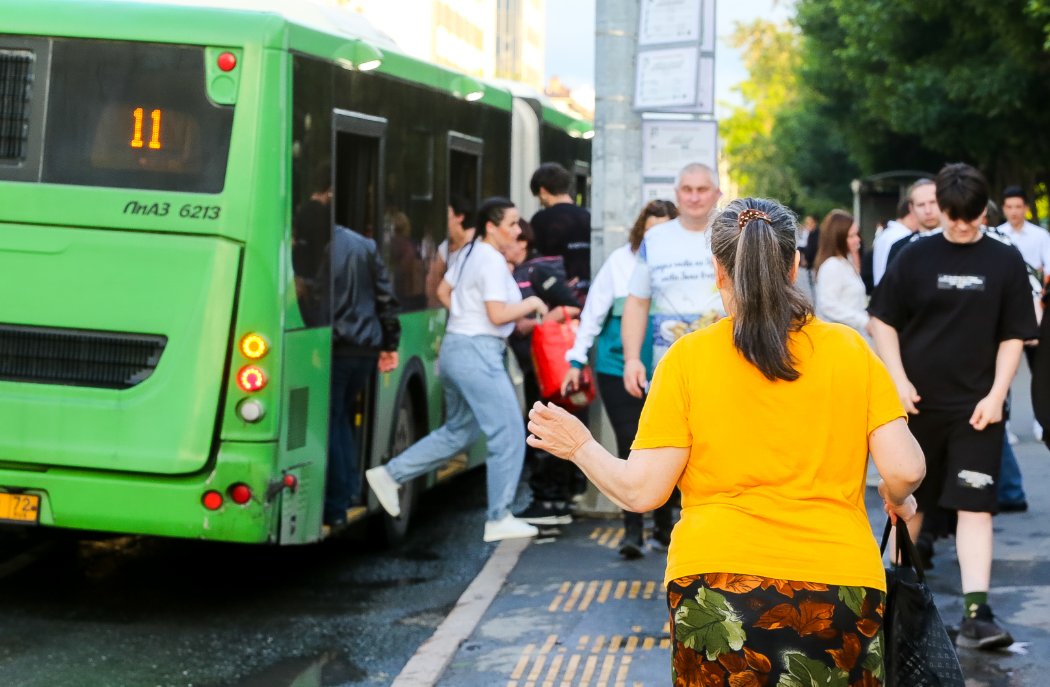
[382,398,418,545]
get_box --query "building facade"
[495,0,544,90]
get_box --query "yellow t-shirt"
[633,317,905,591]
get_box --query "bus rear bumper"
[0,442,280,543]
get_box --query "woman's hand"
[527,296,549,318]
[527,402,595,461]
[878,479,918,525]
[623,358,647,399]
[561,367,581,396]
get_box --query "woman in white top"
[814,210,870,336]
[425,194,476,307]
[367,198,548,542]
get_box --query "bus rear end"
[0,5,296,543]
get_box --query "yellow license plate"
[0,492,40,524]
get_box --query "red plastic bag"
[530,310,596,412]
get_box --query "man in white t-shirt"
[872,195,920,286]
[621,163,726,398]
[998,186,1050,283]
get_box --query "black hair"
[474,197,516,239]
[529,163,573,196]
[1003,185,1028,204]
[711,198,813,382]
[896,196,911,220]
[935,163,988,222]
[449,193,476,228]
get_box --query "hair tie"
[738,209,772,229]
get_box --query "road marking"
[559,581,572,594]
[391,537,530,687]
[608,635,622,653]
[659,639,670,649]
[590,528,602,540]
[624,636,638,654]
[642,582,655,600]
[510,645,536,681]
[0,541,55,582]
[576,636,590,651]
[526,655,547,682]
[628,581,641,599]
[578,580,599,611]
[559,654,581,687]
[598,580,613,603]
[614,581,627,599]
[596,655,616,687]
[607,528,625,549]
[579,656,599,686]
[548,595,564,612]
[542,653,564,687]
[615,655,632,684]
[596,527,614,546]
[563,582,585,612]
[539,634,558,655]
[591,635,606,653]
[642,637,654,651]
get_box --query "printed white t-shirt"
[628,218,726,362]
[445,241,522,339]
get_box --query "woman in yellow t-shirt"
[527,198,926,686]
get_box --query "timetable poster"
[639,0,703,46]
[642,120,718,178]
[634,47,698,110]
[642,182,678,204]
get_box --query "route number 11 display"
[130,107,163,150]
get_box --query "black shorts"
[909,410,1004,514]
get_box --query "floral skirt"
[668,574,886,687]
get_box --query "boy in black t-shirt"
[869,163,1037,650]
[529,163,591,293]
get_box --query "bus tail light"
[230,483,252,505]
[237,365,267,392]
[240,333,269,359]
[202,490,223,510]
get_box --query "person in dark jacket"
[321,225,401,525]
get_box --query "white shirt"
[445,241,522,339]
[816,256,870,335]
[627,218,726,361]
[566,243,637,365]
[997,221,1050,274]
[437,238,466,267]
[872,220,913,286]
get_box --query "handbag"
[530,308,596,412]
[880,518,966,687]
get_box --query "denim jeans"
[326,355,376,522]
[998,432,1027,505]
[384,333,525,522]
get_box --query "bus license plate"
[0,493,40,524]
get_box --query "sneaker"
[619,523,644,559]
[484,514,539,542]
[915,532,935,570]
[998,500,1029,513]
[651,528,672,550]
[516,501,572,526]
[365,466,401,518]
[958,604,1014,650]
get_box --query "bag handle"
[880,517,926,584]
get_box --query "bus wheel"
[382,398,418,545]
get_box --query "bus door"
[447,131,482,216]
[573,160,591,208]
[331,109,386,514]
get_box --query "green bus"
[0,0,592,545]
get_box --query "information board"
[642,120,718,178]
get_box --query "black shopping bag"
[880,518,965,687]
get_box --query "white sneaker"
[483,514,539,542]
[365,466,401,517]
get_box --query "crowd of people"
[331,155,1041,681]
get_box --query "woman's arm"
[425,255,448,305]
[487,296,548,325]
[869,417,925,522]
[566,261,616,365]
[436,278,453,310]
[526,402,688,512]
[870,317,921,414]
[816,261,870,331]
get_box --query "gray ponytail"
[710,198,813,381]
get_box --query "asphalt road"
[0,470,501,687]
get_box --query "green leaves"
[860,631,885,681]
[777,651,849,687]
[838,587,866,618]
[674,587,747,661]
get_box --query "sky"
[544,0,795,114]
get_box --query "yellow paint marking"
[635,683,644,687]
[643,582,655,599]
[598,580,613,604]
[607,528,625,549]
[614,581,627,599]
[596,655,616,687]
[616,655,632,682]
[631,626,642,633]
[576,635,590,651]
[510,644,536,679]
[345,506,367,523]
[659,639,670,649]
[596,527,614,546]
[539,634,559,655]
[578,655,599,687]
[527,655,547,681]
[591,635,606,653]
[559,581,572,594]
[435,453,468,481]
[608,635,622,653]
[624,636,638,654]
[507,682,517,687]
[662,622,670,634]
[578,580,599,612]
[548,596,564,612]
[542,653,564,687]
[559,654,582,687]
[563,582,585,612]
[590,527,602,540]
[642,637,654,651]
[628,581,641,599]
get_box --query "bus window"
[335,132,380,238]
[448,132,483,212]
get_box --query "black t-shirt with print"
[868,232,1038,412]
[530,203,591,286]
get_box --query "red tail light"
[237,365,267,392]
[230,483,252,505]
[202,490,223,510]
